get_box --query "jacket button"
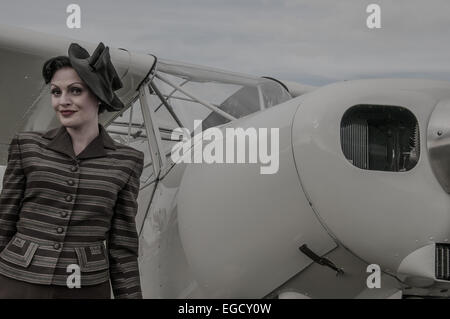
[60,211,68,218]
[67,180,75,186]
[54,243,61,249]
[70,165,78,172]
[56,227,64,234]
[65,195,72,202]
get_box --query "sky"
[0,0,450,86]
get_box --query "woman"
[0,42,144,298]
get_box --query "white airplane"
[1,23,450,299]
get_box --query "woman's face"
[50,67,99,128]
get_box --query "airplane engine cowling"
[291,79,450,280]
[176,98,336,298]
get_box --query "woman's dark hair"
[42,56,107,114]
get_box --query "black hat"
[68,42,125,112]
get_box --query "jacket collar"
[42,123,116,160]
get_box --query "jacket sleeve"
[0,134,26,252]
[108,151,144,299]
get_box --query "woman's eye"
[51,89,61,96]
[71,87,82,94]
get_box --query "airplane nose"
[427,99,450,193]
[290,80,450,288]
[393,97,450,289]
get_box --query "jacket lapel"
[42,123,116,160]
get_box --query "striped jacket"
[0,123,144,299]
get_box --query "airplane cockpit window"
[260,79,292,109]
[134,60,292,168]
[201,80,291,130]
[201,85,260,130]
[203,79,292,130]
[340,105,420,172]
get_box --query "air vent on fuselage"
[436,243,450,281]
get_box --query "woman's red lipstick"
[60,110,76,117]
